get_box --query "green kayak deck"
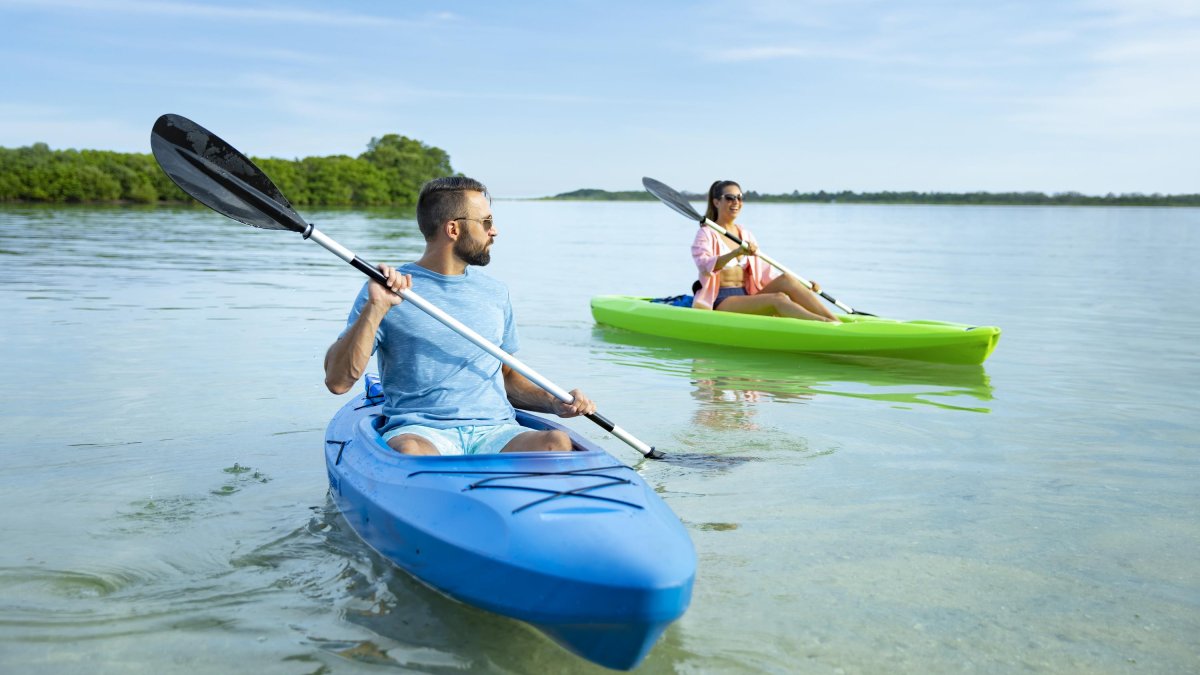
[590,295,1000,365]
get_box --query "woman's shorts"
[713,286,747,308]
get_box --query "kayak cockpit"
[356,373,600,453]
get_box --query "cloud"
[1016,72,1200,139]
[699,2,1046,68]
[1090,31,1200,63]
[710,44,885,64]
[0,0,442,28]
[1087,0,1200,21]
[0,103,148,150]
[1012,4,1200,138]
[702,0,1199,141]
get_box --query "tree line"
[548,188,1200,207]
[0,134,454,206]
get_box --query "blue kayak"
[324,375,696,670]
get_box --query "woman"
[691,180,839,322]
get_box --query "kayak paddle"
[150,113,663,460]
[642,176,874,316]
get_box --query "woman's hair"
[704,180,741,223]
[416,176,490,240]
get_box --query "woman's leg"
[716,292,833,322]
[759,275,840,321]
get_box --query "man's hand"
[554,389,596,418]
[368,264,411,308]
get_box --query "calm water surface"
[1,201,1197,674]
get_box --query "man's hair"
[416,176,490,240]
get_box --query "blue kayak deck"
[323,376,695,670]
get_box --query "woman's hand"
[740,241,759,256]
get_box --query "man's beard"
[454,236,491,266]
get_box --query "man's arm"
[324,265,410,394]
[503,365,596,417]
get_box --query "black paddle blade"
[151,114,308,234]
[642,177,703,222]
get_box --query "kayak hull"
[591,295,1000,365]
[324,378,695,670]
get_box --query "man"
[324,176,595,455]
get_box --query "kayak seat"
[364,373,385,402]
[649,294,694,307]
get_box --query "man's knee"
[502,429,573,452]
[525,429,572,451]
[387,434,439,455]
[543,430,572,451]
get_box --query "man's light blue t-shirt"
[342,263,519,434]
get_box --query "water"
[1,200,1197,674]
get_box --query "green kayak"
[590,295,1000,365]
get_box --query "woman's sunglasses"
[719,193,744,203]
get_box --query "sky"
[1,0,1197,197]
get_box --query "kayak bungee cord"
[412,466,643,514]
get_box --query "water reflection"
[334,208,421,243]
[0,205,428,280]
[301,497,696,674]
[592,326,994,414]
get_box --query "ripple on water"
[0,566,137,601]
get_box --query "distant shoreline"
[541,188,1200,208]
[4,190,1197,209]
